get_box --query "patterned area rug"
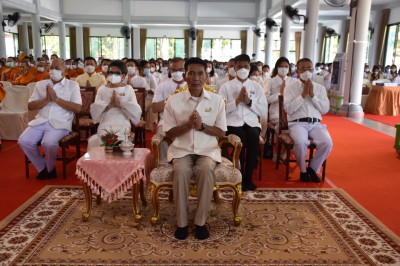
[1,186,400,265]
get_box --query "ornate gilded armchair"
[150,134,243,226]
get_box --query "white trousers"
[18,122,69,172]
[288,122,333,173]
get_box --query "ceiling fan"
[120,26,131,39]
[265,18,281,33]
[40,22,54,35]
[284,5,308,30]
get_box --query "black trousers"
[227,124,260,182]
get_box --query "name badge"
[205,107,212,112]
[249,90,255,95]
[119,92,125,96]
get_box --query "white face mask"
[49,69,63,81]
[107,74,122,84]
[249,76,258,81]
[150,67,155,72]
[257,66,262,72]
[324,66,329,70]
[236,68,249,80]
[263,72,269,77]
[365,68,370,72]
[206,67,212,73]
[300,71,313,81]
[291,67,296,72]
[161,67,168,72]
[102,65,108,73]
[228,67,236,77]
[38,67,45,73]
[127,66,136,75]
[156,65,159,71]
[374,72,379,75]
[66,65,71,69]
[85,65,95,74]
[72,65,77,70]
[278,67,289,77]
[171,71,184,82]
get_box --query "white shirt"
[28,78,82,131]
[215,76,229,93]
[143,74,157,99]
[266,75,295,122]
[90,84,142,138]
[393,75,400,85]
[152,79,187,126]
[219,78,268,128]
[122,75,150,91]
[164,89,227,163]
[152,71,162,84]
[284,79,330,122]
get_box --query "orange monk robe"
[65,69,76,79]
[28,66,38,75]
[0,83,5,102]
[95,65,102,73]
[76,67,84,76]
[5,67,21,82]
[0,65,8,77]
[34,71,50,81]
[14,72,36,85]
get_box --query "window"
[384,23,400,67]
[145,38,185,60]
[200,39,241,61]
[4,32,19,57]
[267,39,296,65]
[323,35,339,63]
[90,37,125,60]
[41,35,60,57]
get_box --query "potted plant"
[100,128,119,153]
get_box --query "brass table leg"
[132,179,143,222]
[139,178,147,207]
[81,181,92,221]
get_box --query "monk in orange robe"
[34,61,50,81]
[1,58,21,82]
[13,61,36,85]
[0,83,6,102]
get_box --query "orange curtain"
[69,27,77,59]
[17,25,24,52]
[295,32,302,62]
[184,29,189,58]
[196,29,204,58]
[240,30,247,54]
[140,29,147,60]
[83,27,90,58]
[378,9,390,64]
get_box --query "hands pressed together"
[301,79,314,99]
[109,90,121,108]
[236,86,251,106]
[188,110,203,130]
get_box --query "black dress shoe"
[48,169,57,179]
[36,168,48,180]
[174,226,188,240]
[307,167,321,183]
[195,225,210,240]
[300,172,310,182]
[248,181,257,191]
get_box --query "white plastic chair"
[0,86,31,140]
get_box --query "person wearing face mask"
[138,60,158,131]
[34,60,50,81]
[322,63,332,90]
[13,60,36,85]
[289,63,298,79]
[390,65,398,81]
[363,64,370,79]
[1,57,21,82]
[205,61,218,87]
[123,59,149,90]
[369,65,384,83]
[152,57,187,160]
[215,59,236,93]
[99,59,111,77]
[219,54,268,192]
[284,58,332,183]
[248,64,264,87]
[256,61,263,73]
[261,65,271,84]
[70,59,84,78]
[88,60,143,151]
[0,60,8,79]
[160,61,170,80]
[95,56,104,73]
[383,65,393,80]
[264,57,295,160]
[75,57,106,90]
[18,58,82,180]
[150,61,162,84]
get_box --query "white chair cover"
[0,86,31,140]
[26,82,38,121]
[372,79,391,85]
[0,81,12,88]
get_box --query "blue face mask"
[143,68,150,76]
[7,62,14,68]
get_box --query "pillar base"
[337,104,364,118]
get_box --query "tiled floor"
[346,117,396,137]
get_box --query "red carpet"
[1,116,399,237]
[364,113,400,127]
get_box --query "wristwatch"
[199,123,206,131]
[247,99,252,107]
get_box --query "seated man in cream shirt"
[75,56,106,90]
[164,57,226,241]
[18,58,82,180]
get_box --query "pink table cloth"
[76,147,151,202]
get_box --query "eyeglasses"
[108,71,121,75]
[299,67,313,72]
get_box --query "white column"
[280,6,291,58]
[369,9,382,65]
[314,24,323,63]
[254,27,262,61]
[22,22,29,54]
[31,13,42,58]
[122,0,131,58]
[338,0,371,118]
[58,21,66,59]
[246,27,254,56]
[133,27,140,59]
[0,0,6,58]
[264,31,273,67]
[303,0,319,62]
[75,26,84,59]
[338,19,348,53]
